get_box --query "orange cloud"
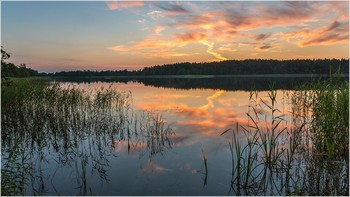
[279,20,349,47]
[199,40,228,61]
[174,32,207,43]
[137,102,179,111]
[200,90,225,110]
[300,20,349,47]
[106,1,145,10]
[142,161,171,173]
[175,105,209,118]
[108,1,348,62]
[218,97,237,107]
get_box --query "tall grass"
[223,76,349,195]
[1,78,175,195]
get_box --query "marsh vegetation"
[1,78,175,195]
[222,77,349,195]
[1,74,348,195]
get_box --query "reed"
[222,74,349,195]
[1,78,176,195]
[1,78,132,195]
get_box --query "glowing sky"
[1,1,349,72]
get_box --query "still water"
[3,76,343,195]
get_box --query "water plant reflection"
[223,80,349,196]
[1,80,176,195]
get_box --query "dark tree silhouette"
[1,47,38,78]
[51,59,349,77]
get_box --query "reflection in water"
[2,78,347,195]
[112,111,175,159]
[54,75,348,91]
[1,85,176,195]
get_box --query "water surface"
[2,75,347,195]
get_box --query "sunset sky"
[2,1,349,72]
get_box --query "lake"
[1,75,348,195]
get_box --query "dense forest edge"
[1,47,349,78]
[50,59,349,77]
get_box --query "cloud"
[218,98,237,107]
[218,46,237,53]
[200,90,225,110]
[258,45,272,50]
[108,1,348,61]
[106,1,145,10]
[200,41,228,61]
[262,1,315,20]
[301,34,348,47]
[175,106,209,118]
[295,20,349,47]
[151,93,201,101]
[326,21,342,32]
[174,32,208,43]
[143,161,171,173]
[254,33,272,41]
[157,2,190,15]
[147,10,164,20]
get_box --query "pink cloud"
[105,1,145,10]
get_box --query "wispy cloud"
[199,41,228,61]
[254,33,272,41]
[257,45,272,51]
[174,32,207,43]
[300,20,349,46]
[147,10,164,20]
[200,90,225,110]
[107,1,348,61]
[280,20,349,47]
[156,2,190,16]
[105,1,145,10]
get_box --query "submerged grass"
[223,75,349,196]
[1,78,133,195]
[1,78,176,195]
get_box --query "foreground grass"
[1,78,175,195]
[223,78,349,195]
[1,78,133,195]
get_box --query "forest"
[51,59,349,77]
[1,47,349,78]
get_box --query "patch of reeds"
[223,76,349,196]
[1,78,176,195]
[1,78,132,195]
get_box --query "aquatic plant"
[1,78,176,195]
[223,76,349,196]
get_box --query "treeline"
[54,75,348,91]
[1,48,38,78]
[1,63,39,78]
[142,59,349,75]
[51,59,349,77]
[1,47,349,77]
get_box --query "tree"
[1,47,38,78]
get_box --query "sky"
[1,1,349,72]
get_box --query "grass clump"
[223,77,349,196]
[1,78,176,195]
[1,78,132,195]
